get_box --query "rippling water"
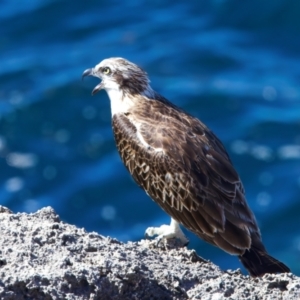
[1,0,300,275]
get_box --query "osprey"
[82,57,290,277]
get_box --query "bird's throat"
[107,89,135,116]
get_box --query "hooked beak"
[82,68,103,95]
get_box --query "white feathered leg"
[145,218,189,246]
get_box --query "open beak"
[82,68,103,95]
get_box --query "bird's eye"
[102,67,111,75]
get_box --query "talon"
[183,240,189,247]
[156,237,162,247]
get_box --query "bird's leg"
[145,218,189,246]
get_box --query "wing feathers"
[206,149,239,184]
[112,98,261,256]
[213,233,245,255]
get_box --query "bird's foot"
[145,218,189,247]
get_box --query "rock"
[0,206,298,299]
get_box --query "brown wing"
[112,98,260,255]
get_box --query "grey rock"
[0,206,298,299]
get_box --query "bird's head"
[82,57,152,98]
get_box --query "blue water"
[1,0,300,275]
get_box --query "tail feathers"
[239,247,290,277]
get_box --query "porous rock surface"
[0,205,298,299]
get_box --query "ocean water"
[1,0,300,275]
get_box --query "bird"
[82,57,290,277]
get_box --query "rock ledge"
[0,206,298,299]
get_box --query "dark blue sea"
[1,0,299,275]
